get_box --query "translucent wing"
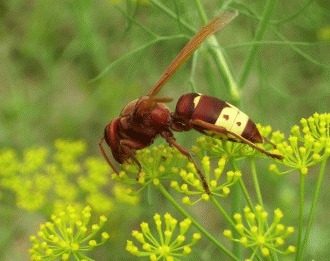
[148,10,238,97]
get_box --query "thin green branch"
[299,156,329,260]
[295,173,306,261]
[271,28,330,69]
[229,159,244,259]
[116,6,158,37]
[239,0,278,88]
[149,0,195,32]
[151,0,240,101]
[90,34,189,83]
[189,48,199,92]
[193,0,240,101]
[230,159,253,210]
[157,184,238,260]
[249,158,280,261]
[272,0,314,25]
[249,159,263,206]
[193,0,208,23]
[238,178,254,210]
[210,196,236,228]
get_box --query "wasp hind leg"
[191,119,284,160]
[161,131,211,194]
[262,135,278,149]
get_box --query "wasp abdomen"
[172,93,263,143]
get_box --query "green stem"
[193,0,208,23]
[157,184,238,260]
[189,49,199,92]
[271,27,330,69]
[249,159,263,206]
[210,196,236,228]
[299,156,329,260]
[230,159,253,209]
[239,0,278,88]
[295,173,305,261]
[229,159,243,259]
[249,159,279,261]
[151,0,240,101]
[207,33,240,102]
[193,0,240,101]
[91,34,189,82]
[149,0,195,31]
[238,178,254,210]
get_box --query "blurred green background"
[1,0,329,151]
[0,0,329,260]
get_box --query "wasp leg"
[119,140,146,180]
[99,137,120,174]
[191,119,284,160]
[161,131,211,194]
[262,136,277,149]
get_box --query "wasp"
[99,10,283,194]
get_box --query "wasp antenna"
[148,10,238,98]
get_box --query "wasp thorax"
[120,98,140,116]
[149,103,171,128]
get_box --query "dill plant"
[126,212,201,260]
[0,139,114,214]
[101,1,329,260]
[111,114,329,260]
[4,115,327,260]
[29,205,109,260]
[0,0,328,260]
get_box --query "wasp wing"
[148,10,238,98]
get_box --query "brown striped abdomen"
[172,93,263,143]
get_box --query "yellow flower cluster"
[171,156,241,204]
[192,124,282,160]
[126,212,201,260]
[269,113,330,175]
[224,205,296,260]
[112,145,187,192]
[0,139,112,213]
[29,205,109,260]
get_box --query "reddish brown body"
[99,11,282,194]
[171,93,263,143]
[104,96,174,166]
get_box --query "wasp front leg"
[99,136,145,179]
[161,131,211,194]
[99,137,120,174]
[118,139,147,180]
[191,119,284,160]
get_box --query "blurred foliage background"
[0,0,329,260]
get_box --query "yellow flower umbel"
[193,136,255,160]
[223,205,296,260]
[0,139,113,213]
[29,205,109,261]
[171,156,241,204]
[112,145,187,193]
[126,213,201,260]
[269,113,330,175]
[192,124,281,160]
